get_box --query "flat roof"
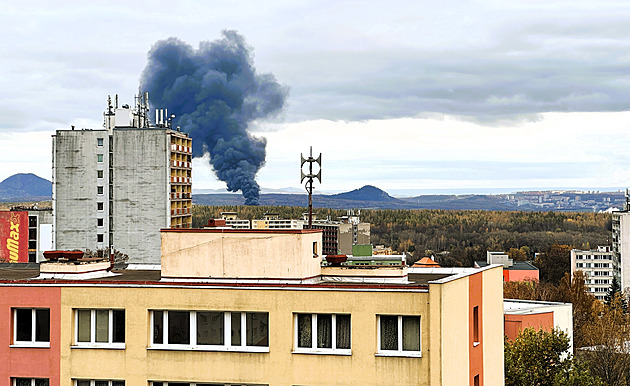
[161,228,322,234]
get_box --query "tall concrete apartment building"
[612,209,630,291]
[53,94,192,264]
[571,246,619,300]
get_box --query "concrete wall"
[53,130,110,251]
[112,129,170,264]
[59,285,431,386]
[161,229,324,279]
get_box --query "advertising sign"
[0,211,28,263]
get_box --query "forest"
[192,205,611,270]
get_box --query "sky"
[2,0,630,196]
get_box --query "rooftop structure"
[52,93,192,265]
[475,251,539,282]
[0,228,504,385]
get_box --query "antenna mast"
[300,146,322,229]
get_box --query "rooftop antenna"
[626,188,630,211]
[300,146,321,229]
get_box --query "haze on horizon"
[1,1,630,196]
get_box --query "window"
[13,308,50,347]
[97,202,104,211]
[151,383,266,386]
[97,218,104,227]
[12,379,49,386]
[74,309,125,348]
[294,313,350,355]
[97,186,104,195]
[97,138,104,147]
[377,315,421,357]
[97,154,103,162]
[473,306,480,345]
[313,242,318,258]
[97,170,103,179]
[150,310,268,352]
[75,380,123,386]
[97,234,104,243]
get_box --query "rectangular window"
[97,202,104,211]
[97,218,104,227]
[473,306,480,344]
[74,309,125,348]
[97,170,103,179]
[97,234,104,243]
[97,138,104,147]
[97,154,103,162]
[313,242,319,257]
[294,313,351,354]
[75,381,123,386]
[151,310,268,352]
[97,186,104,195]
[13,308,50,347]
[12,379,49,386]
[377,315,421,356]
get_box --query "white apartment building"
[571,246,619,300]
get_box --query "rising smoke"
[141,30,288,205]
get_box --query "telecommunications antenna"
[300,146,322,229]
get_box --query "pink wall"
[504,269,539,282]
[0,286,60,386]
[504,312,554,341]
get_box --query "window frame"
[97,138,104,147]
[12,378,49,386]
[12,308,50,348]
[149,310,269,353]
[73,309,125,349]
[293,313,351,355]
[74,380,124,386]
[376,315,422,357]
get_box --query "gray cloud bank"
[2,1,630,129]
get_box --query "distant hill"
[193,185,624,212]
[330,185,397,202]
[0,173,52,202]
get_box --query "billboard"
[0,211,28,263]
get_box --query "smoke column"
[141,30,288,205]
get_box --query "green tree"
[604,277,624,309]
[505,328,601,386]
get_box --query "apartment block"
[571,246,619,300]
[0,228,504,385]
[52,94,191,264]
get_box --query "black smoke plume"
[141,30,288,205]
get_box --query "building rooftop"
[475,260,538,271]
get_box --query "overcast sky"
[2,1,630,195]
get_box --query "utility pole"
[300,147,321,229]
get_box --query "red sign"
[0,211,28,263]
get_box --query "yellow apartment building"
[0,228,504,386]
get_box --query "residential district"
[0,93,626,385]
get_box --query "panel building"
[53,94,192,264]
[0,227,504,385]
[571,246,619,300]
[612,210,630,291]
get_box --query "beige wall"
[482,266,505,384]
[60,285,431,386]
[161,230,323,279]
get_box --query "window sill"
[10,343,50,349]
[72,344,125,350]
[292,349,352,356]
[375,351,422,358]
[148,345,269,353]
